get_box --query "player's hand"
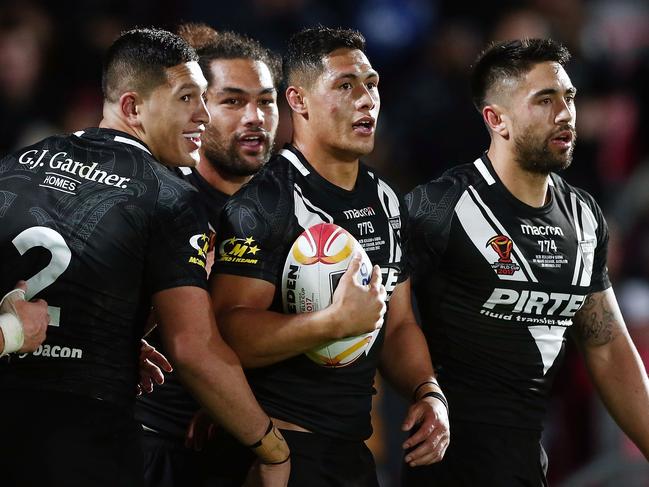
[401,394,450,466]
[243,458,290,487]
[330,254,387,338]
[185,408,217,451]
[137,338,172,395]
[1,281,49,353]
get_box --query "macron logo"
[520,224,564,237]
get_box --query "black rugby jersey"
[0,128,209,410]
[406,153,610,430]
[213,144,408,440]
[136,167,228,437]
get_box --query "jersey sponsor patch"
[19,149,132,195]
[217,236,261,265]
[487,235,521,276]
[188,233,209,268]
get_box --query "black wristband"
[412,380,439,401]
[420,391,449,414]
[248,419,273,448]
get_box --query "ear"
[483,105,509,139]
[119,92,143,128]
[286,86,308,116]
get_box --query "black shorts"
[0,389,143,487]
[142,430,220,487]
[208,429,379,487]
[402,421,548,487]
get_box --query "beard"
[514,125,576,175]
[202,126,273,177]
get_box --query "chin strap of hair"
[247,419,291,465]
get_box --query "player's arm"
[211,255,386,368]
[378,279,449,466]
[0,281,49,356]
[571,287,649,459]
[154,285,291,472]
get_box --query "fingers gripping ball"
[281,223,378,367]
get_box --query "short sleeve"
[396,194,410,284]
[145,174,209,294]
[582,192,611,294]
[405,178,459,283]
[212,172,292,284]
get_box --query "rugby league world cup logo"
[487,235,520,276]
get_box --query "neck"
[292,136,359,191]
[99,104,141,140]
[487,142,550,208]
[196,154,251,196]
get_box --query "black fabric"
[0,128,209,409]
[208,429,379,487]
[0,389,144,487]
[402,421,548,487]
[212,144,408,440]
[406,154,610,427]
[142,430,216,487]
[136,167,228,439]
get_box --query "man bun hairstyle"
[470,38,571,111]
[178,23,282,89]
[283,26,366,86]
[102,27,198,103]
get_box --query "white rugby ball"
[281,222,379,367]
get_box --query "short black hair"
[470,38,571,111]
[283,26,366,86]
[102,27,198,103]
[177,23,281,89]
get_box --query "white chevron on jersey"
[529,325,568,375]
[455,189,527,282]
[474,158,496,185]
[294,183,332,230]
[569,192,598,287]
[280,148,310,176]
[469,186,539,283]
[374,176,402,264]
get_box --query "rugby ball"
[281,223,379,368]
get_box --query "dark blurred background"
[2,0,648,485]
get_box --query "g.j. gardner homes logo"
[487,235,521,276]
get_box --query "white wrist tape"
[0,312,24,356]
[0,288,27,356]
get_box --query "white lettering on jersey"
[520,224,564,236]
[18,344,83,359]
[343,207,376,219]
[18,149,131,192]
[482,287,586,374]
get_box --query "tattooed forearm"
[572,291,621,347]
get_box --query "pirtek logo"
[483,288,586,317]
[520,224,564,236]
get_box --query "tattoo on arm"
[572,291,620,347]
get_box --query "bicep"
[153,286,217,355]
[209,273,276,317]
[571,287,625,349]
[384,279,418,338]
